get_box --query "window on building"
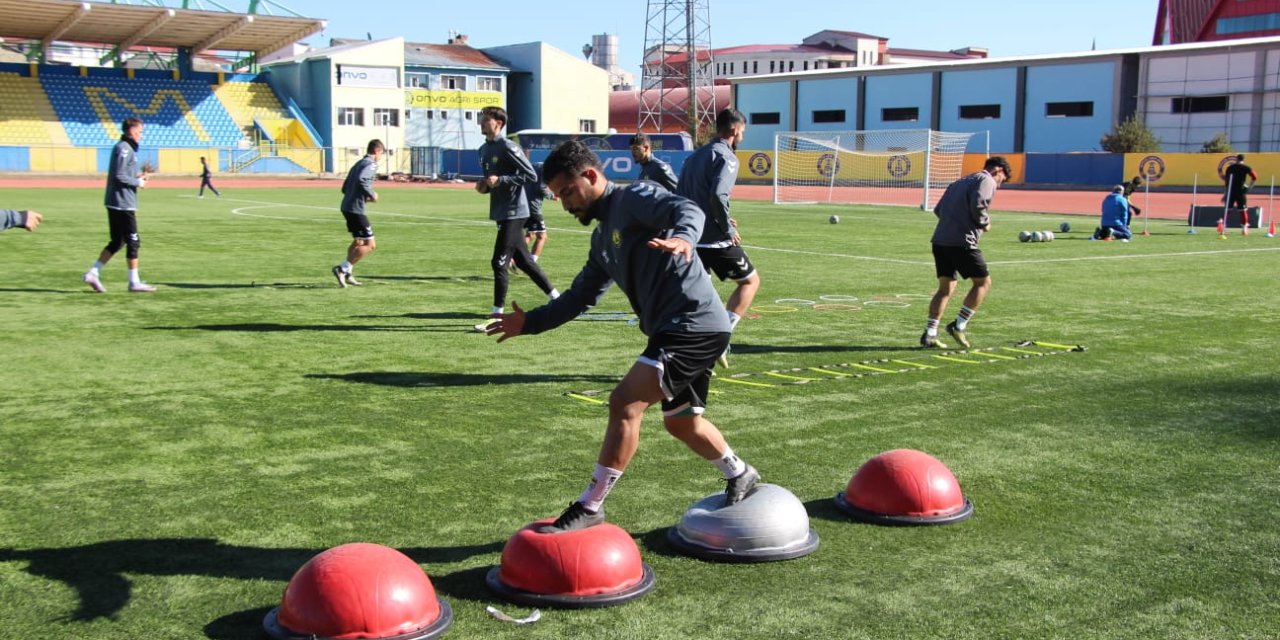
[1172,95,1229,113]
[465,111,473,120]
[1046,101,1094,117]
[812,109,846,123]
[580,119,597,133]
[753,61,758,73]
[337,107,364,126]
[373,108,399,127]
[440,74,466,90]
[882,107,919,122]
[404,109,411,121]
[804,60,809,71]
[750,112,781,125]
[441,110,449,119]
[959,104,1001,119]
[730,62,735,74]
[477,76,502,92]
[425,110,433,119]
[769,60,775,73]
[406,72,429,88]
[788,60,795,71]
[1216,13,1280,35]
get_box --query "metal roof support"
[42,2,92,63]
[99,8,175,65]
[192,15,253,54]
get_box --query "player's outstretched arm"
[487,300,526,343]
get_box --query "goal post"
[772,129,977,209]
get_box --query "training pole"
[1268,176,1275,233]
[1142,177,1151,235]
[1189,174,1198,233]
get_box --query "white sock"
[89,261,105,275]
[532,254,540,262]
[727,311,741,331]
[339,260,352,273]
[549,289,560,300]
[577,463,623,512]
[491,306,503,316]
[711,447,747,480]
[128,268,141,285]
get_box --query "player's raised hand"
[647,236,693,262]
[487,300,526,343]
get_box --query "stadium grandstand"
[0,0,325,173]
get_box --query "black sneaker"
[945,321,971,349]
[537,501,605,533]
[331,265,348,288]
[724,464,760,506]
[919,332,948,349]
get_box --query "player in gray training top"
[676,108,759,368]
[629,132,678,192]
[2,209,42,232]
[484,140,760,533]
[331,139,384,287]
[474,106,559,331]
[920,155,1012,350]
[82,117,155,293]
[519,162,553,269]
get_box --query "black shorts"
[342,212,374,239]
[639,331,731,416]
[697,245,756,282]
[932,244,989,280]
[524,211,547,233]
[1226,191,1248,209]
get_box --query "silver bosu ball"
[666,484,819,562]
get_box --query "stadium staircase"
[0,72,72,146]
[214,80,321,173]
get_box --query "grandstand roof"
[0,0,325,57]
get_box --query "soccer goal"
[773,129,979,209]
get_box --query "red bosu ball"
[834,448,974,526]
[263,542,452,640]
[485,520,655,608]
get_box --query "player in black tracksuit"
[1223,154,1258,234]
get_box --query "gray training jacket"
[2,209,30,231]
[637,156,678,193]
[930,170,998,249]
[521,181,732,338]
[676,137,739,246]
[340,155,379,215]
[104,138,143,211]
[479,137,536,221]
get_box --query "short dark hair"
[629,132,651,146]
[543,140,601,185]
[984,156,1012,179]
[367,139,385,154]
[716,108,745,135]
[480,106,508,125]
[121,117,143,134]
[1237,153,1246,162]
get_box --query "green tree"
[1100,116,1161,153]
[1201,132,1232,153]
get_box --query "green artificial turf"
[1,185,1277,639]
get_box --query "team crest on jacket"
[611,229,622,247]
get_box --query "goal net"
[773,129,977,209]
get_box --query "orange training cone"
[1217,219,1226,239]
[1268,218,1277,238]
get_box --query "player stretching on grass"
[920,156,1012,349]
[331,139,384,287]
[474,106,559,331]
[484,140,760,532]
[677,108,758,368]
[83,117,155,293]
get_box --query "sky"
[287,0,1160,78]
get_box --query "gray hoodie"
[930,170,997,249]
[478,137,536,221]
[676,137,739,246]
[341,155,378,215]
[104,138,143,211]
[522,181,731,337]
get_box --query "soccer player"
[629,132,678,192]
[920,156,1012,349]
[484,140,760,532]
[676,108,759,368]
[198,156,221,198]
[2,209,41,233]
[520,162,553,269]
[331,139,384,287]
[83,117,155,293]
[1223,154,1258,235]
[474,106,558,331]
[1092,185,1134,241]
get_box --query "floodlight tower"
[638,0,716,140]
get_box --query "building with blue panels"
[732,36,1280,154]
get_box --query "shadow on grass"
[156,282,322,290]
[802,497,858,524]
[358,275,487,283]
[306,371,617,388]
[732,343,918,355]
[0,287,78,294]
[0,538,503,628]
[146,323,440,332]
[351,311,486,320]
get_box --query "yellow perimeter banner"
[1125,152,1280,187]
[405,90,503,110]
[736,151,1027,184]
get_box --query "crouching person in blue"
[483,140,760,533]
[1093,185,1133,241]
